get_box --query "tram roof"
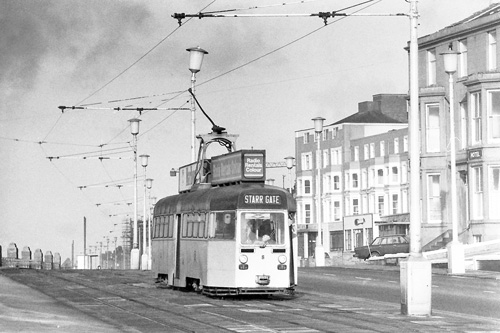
[154,183,296,215]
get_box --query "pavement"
[0,269,123,333]
[0,264,499,332]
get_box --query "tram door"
[175,214,181,279]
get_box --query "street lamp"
[266,178,275,186]
[284,156,295,193]
[442,49,465,274]
[128,118,141,270]
[312,116,325,267]
[146,178,153,270]
[187,46,208,162]
[139,154,149,270]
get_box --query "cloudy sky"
[0,0,494,261]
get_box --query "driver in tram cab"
[245,219,275,244]
[258,219,275,244]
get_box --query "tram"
[151,148,297,296]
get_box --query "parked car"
[353,235,410,260]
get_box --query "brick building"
[294,4,500,261]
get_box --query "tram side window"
[160,216,167,237]
[241,212,285,245]
[198,213,206,238]
[168,215,174,238]
[154,217,161,238]
[214,211,235,239]
[182,213,207,238]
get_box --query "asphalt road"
[1,267,499,332]
[299,266,500,319]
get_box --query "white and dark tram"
[151,146,297,296]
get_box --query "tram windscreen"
[240,212,285,245]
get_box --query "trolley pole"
[400,0,432,316]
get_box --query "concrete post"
[44,251,53,270]
[32,249,43,269]
[53,253,61,270]
[20,246,31,269]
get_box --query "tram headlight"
[239,255,248,264]
[278,255,287,264]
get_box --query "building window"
[392,194,399,214]
[330,231,343,251]
[426,104,440,152]
[302,152,312,170]
[333,175,340,190]
[304,180,311,194]
[427,48,437,85]
[488,30,497,71]
[403,135,408,152]
[380,141,385,156]
[473,235,482,243]
[377,196,385,216]
[333,201,341,221]
[458,38,468,77]
[490,166,500,218]
[352,199,359,215]
[394,138,399,154]
[460,102,468,149]
[487,90,500,140]
[352,173,359,188]
[401,163,408,183]
[471,92,482,144]
[323,149,329,167]
[363,144,369,160]
[332,127,338,138]
[331,148,342,165]
[354,146,359,161]
[427,174,442,222]
[344,230,352,251]
[472,166,484,219]
[362,169,367,189]
[304,204,311,223]
[377,169,384,185]
[303,132,310,144]
[323,128,329,141]
[392,166,399,183]
[370,143,375,158]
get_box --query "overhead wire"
[37,1,218,220]
[39,0,382,219]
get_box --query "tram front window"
[241,212,285,245]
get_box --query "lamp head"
[128,118,141,135]
[441,50,460,74]
[139,154,150,167]
[284,156,295,169]
[187,46,208,73]
[312,117,326,133]
[146,178,153,189]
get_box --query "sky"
[0,0,495,262]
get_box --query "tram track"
[2,268,471,333]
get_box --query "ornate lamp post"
[312,117,325,267]
[128,118,141,270]
[139,154,149,270]
[187,46,208,162]
[284,156,295,193]
[442,49,465,274]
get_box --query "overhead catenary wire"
[172,0,405,26]
[203,0,321,14]
[40,0,389,221]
